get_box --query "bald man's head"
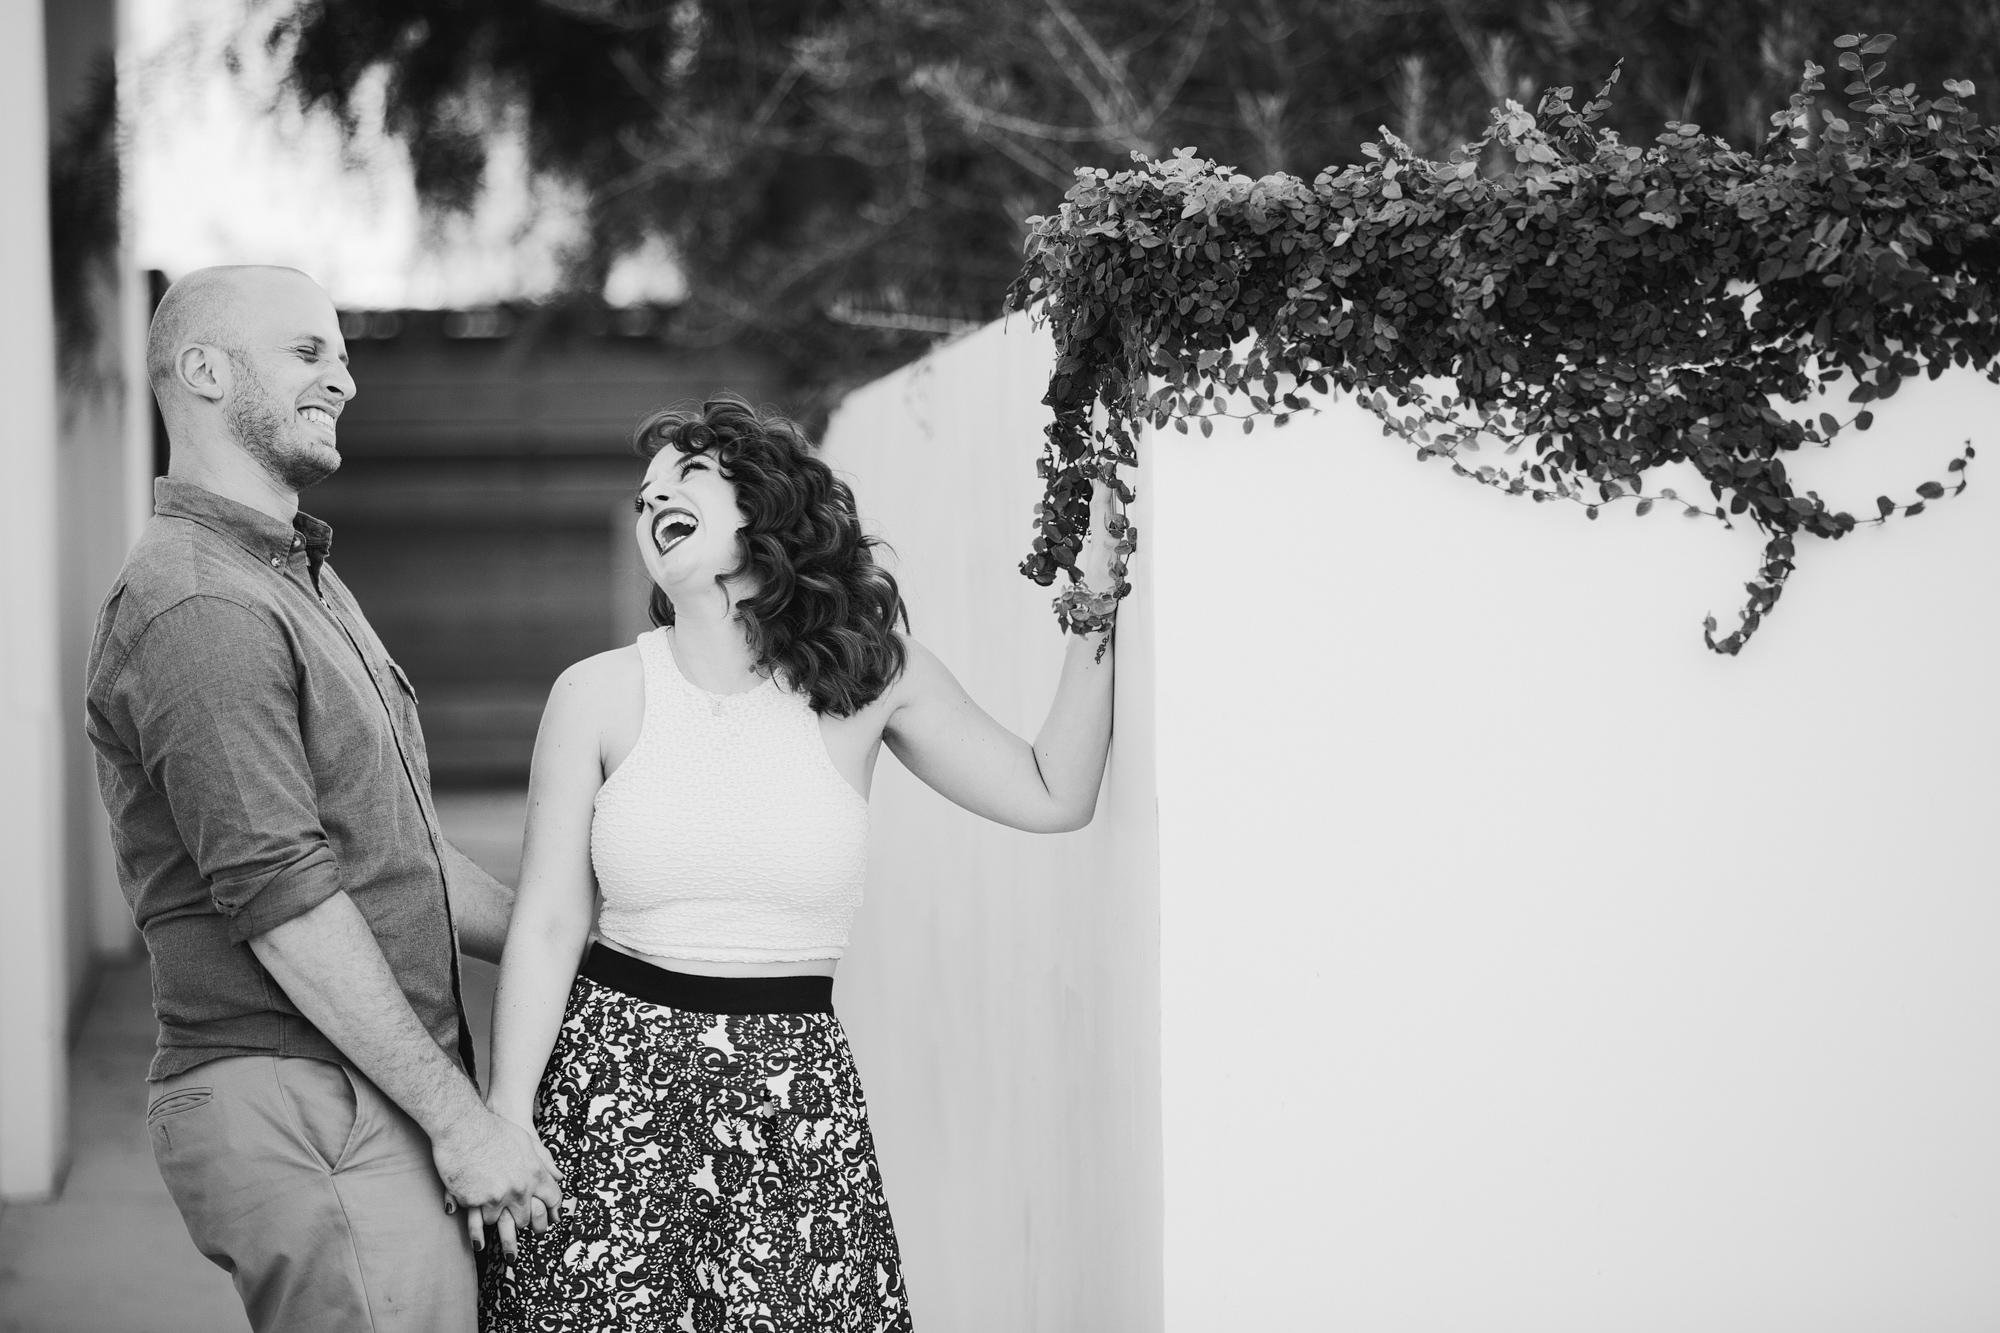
[145,266,317,398]
[147,265,356,493]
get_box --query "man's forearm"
[249,891,484,1138]
[443,841,515,964]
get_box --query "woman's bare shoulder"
[552,643,639,689]
[876,632,958,715]
[547,644,644,718]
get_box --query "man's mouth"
[653,508,698,554]
[298,404,337,436]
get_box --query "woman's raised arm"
[881,486,1119,834]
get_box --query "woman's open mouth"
[652,508,698,554]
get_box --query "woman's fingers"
[464,1206,484,1253]
[528,1195,551,1234]
[497,1208,519,1257]
[534,1138,565,1191]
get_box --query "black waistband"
[580,943,835,1016]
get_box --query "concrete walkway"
[0,790,526,1333]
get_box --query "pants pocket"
[147,1086,213,1122]
[146,1083,215,1160]
[276,1058,361,1172]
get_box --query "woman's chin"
[647,561,717,596]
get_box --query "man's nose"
[324,362,357,402]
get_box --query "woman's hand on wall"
[1076,480,1124,602]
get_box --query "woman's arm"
[441,841,513,964]
[882,485,1119,834]
[485,655,618,1128]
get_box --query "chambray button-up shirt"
[87,478,471,1081]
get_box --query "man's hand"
[248,893,557,1253]
[434,1106,564,1255]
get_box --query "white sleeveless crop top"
[590,628,870,963]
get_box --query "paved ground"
[0,789,527,1333]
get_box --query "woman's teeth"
[654,516,697,553]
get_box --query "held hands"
[435,1105,564,1257]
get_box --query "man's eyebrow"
[291,333,349,365]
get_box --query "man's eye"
[633,496,645,513]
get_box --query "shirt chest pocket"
[381,659,434,786]
[386,660,419,705]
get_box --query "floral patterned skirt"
[477,945,912,1333]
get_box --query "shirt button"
[270,556,283,567]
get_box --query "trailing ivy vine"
[1006,34,1995,653]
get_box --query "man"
[85,266,561,1331]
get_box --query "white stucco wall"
[823,311,1996,1329]
[820,319,1163,1332]
[1153,368,2000,1330]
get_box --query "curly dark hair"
[633,394,908,716]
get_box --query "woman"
[476,394,1116,1332]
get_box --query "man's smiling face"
[219,271,354,491]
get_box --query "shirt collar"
[153,477,335,566]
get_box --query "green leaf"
[1859,34,1896,54]
[1906,501,1926,516]
[1839,52,1863,71]
[1876,495,1895,517]
[1834,34,1863,48]
[1855,410,1874,430]
[1635,499,1653,516]
[1818,412,1839,435]
[1916,480,1945,499]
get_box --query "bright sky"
[129,0,681,309]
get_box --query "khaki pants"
[147,1055,476,1332]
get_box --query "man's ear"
[176,343,228,404]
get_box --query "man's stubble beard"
[224,352,341,491]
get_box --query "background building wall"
[819,320,1164,1332]
[1152,368,2000,1329]
[49,0,145,1014]
[312,313,776,782]
[1,0,71,1202]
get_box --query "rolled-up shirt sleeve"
[107,595,344,942]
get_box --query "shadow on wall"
[819,318,1164,1333]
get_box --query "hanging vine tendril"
[1007,34,1996,653]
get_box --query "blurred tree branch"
[261,0,2000,414]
